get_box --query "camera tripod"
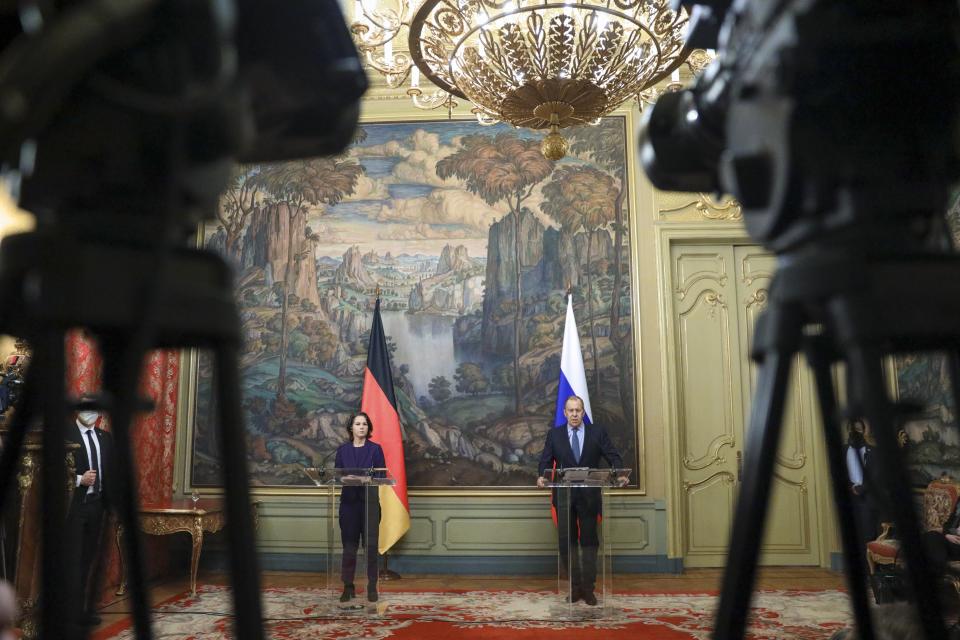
[712,247,960,640]
[0,231,265,640]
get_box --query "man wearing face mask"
[65,396,115,630]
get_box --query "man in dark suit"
[845,419,878,548]
[537,395,625,606]
[65,396,114,632]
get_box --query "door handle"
[736,450,743,483]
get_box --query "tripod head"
[640,0,960,255]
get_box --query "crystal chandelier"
[351,0,690,158]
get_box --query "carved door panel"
[667,244,823,567]
[669,244,745,567]
[734,247,822,566]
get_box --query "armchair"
[865,473,960,595]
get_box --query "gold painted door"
[667,243,822,567]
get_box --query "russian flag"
[554,294,592,427]
[362,297,410,553]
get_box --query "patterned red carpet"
[95,586,851,639]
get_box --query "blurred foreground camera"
[0,1,367,638]
[0,0,367,231]
[641,0,960,253]
[642,2,960,639]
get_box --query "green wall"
[193,492,675,574]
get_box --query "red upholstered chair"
[866,474,960,592]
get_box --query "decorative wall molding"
[682,438,733,471]
[675,252,727,299]
[200,496,667,565]
[659,194,743,222]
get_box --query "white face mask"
[78,411,99,425]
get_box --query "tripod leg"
[37,331,68,639]
[848,346,946,640]
[99,336,153,640]
[805,336,874,640]
[213,342,265,640]
[713,311,798,639]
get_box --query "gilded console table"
[116,498,260,596]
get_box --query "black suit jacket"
[66,424,114,510]
[538,424,623,509]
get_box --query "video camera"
[642,2,960,638]
[0,0,367,231]
[0,2,367,639]
[640,0,960,254]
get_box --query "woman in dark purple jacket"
[334,412,385,602]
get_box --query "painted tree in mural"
[541,165,617,393]
[569,120,628,342]
[568,120,634,424]
[436,134,554,414]
[250,157,364,400]
[428,376,451,403]
[218,165,261,260]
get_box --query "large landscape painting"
[189,117,638,488]
[894,191,960,486]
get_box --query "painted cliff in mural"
[192,118,637,487]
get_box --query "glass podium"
[304,466,396,614]
[543,467,631,619]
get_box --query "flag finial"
[375,284,382,300]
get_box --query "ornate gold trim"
[681,437,734,471]
[17,452,34,493]
[744,289,769,309]
[660,194,742,221]
[740,254,772,286]
[682,471,735,492]
[674,253,727,300]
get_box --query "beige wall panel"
[441,516,556,551]
[605,514,652,551]
[761,474,812,552]
[634,154,668,502]
[252,502,329,551]
[676,252,728,290]
[404,516,438,550]
[677,289,736,463]
[685,472,735,556]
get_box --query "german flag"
[362,297,409,553]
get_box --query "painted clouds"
[344,127,556,238]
